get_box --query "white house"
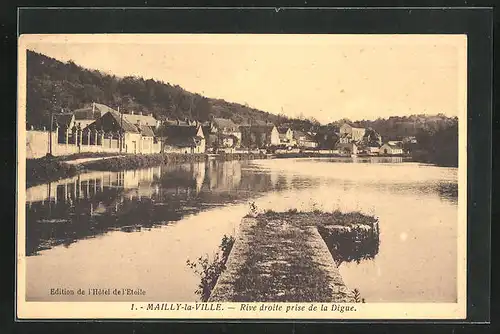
[380,143,404,155]
[277,127,295,146]
[339,123,366,142]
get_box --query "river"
[24,157,458,302]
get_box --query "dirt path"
[209,215,354,302]
[63,156,124,165]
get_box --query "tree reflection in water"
[319,222,380,267]
[25,161,316,256]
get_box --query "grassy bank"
[81,153,204,171]
[25,152,269,187]
[274,152,343,159]
[209,207,379,302]
[56,152,128,161]
[411,150,458,167]
[25,156,82,188]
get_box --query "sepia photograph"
[17,33,467,319]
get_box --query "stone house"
[339,123,366,142]
[239,124,280,148]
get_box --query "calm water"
[25,157,458,302]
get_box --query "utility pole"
[49,109,53,156]
[119,106,123,153]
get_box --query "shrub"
[186,234,235,301]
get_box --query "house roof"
[138,125,155,137]
[53,113,74,128]
[293,130,315,141]
[382,143,401,149]
[106,110,140,133]
[277,127,290,134]
[123,113,158,127]
[73,108,100,120]
[160,124,202,138]
[161,125,204,147]
[163,118,193,126]
[240,124,276,134]
[212,118,238,129]
[73,103,116,120]
[165,136,199,148]
[340,122,364,130]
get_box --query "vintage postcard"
[17,33,467,319]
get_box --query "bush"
[26,155,80,187]
[186,234,235,301]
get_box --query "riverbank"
[25,156,82,188]
[410,150,458,167]
[25,152,268,188]
[208,209,379,302]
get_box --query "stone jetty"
[208,210,379,302]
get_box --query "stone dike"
[208,210,379,302]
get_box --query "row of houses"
[26,102,411,159]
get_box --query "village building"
[338,132,352,144]
[201,122,218,152]
[314,127,339,149]
[362,128,382,147]
[73,102,115,129]
[380,143,404,155]
[293,130,318,148]
[53,113,76,144]
[336,142,358,156]
[159,124,206,154]
[402,136,418,144]
[277,127,295,146]
[367,146,380,155]
[86,108,144,154]
[208,118,242,150]
[137,123,157,154]
[122,111,161,129]
[239,124,280,148]
[339,123,366,142]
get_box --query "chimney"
[92,102,95,112]
[131,111,134,115]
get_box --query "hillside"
[25,50,283,128]
[25,48,458,164]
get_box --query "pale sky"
[21,34,467,123]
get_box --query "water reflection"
[26,160,317,256]
[25,158,459,302]
[319,223,381,267]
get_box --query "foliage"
[248,201,259,217]
[330,114,458,142]
[413,120,458,167]
[352,288,366,303]
[26,50,286,128]
[186,234,235,302]
[26,155,80,187]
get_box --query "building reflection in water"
[25,160,318,256]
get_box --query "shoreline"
[24,151,455,188]
[25,152,268,188]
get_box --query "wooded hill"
[25,49,458,148]
[25,50,283,128]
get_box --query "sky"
[21,34,467,123]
